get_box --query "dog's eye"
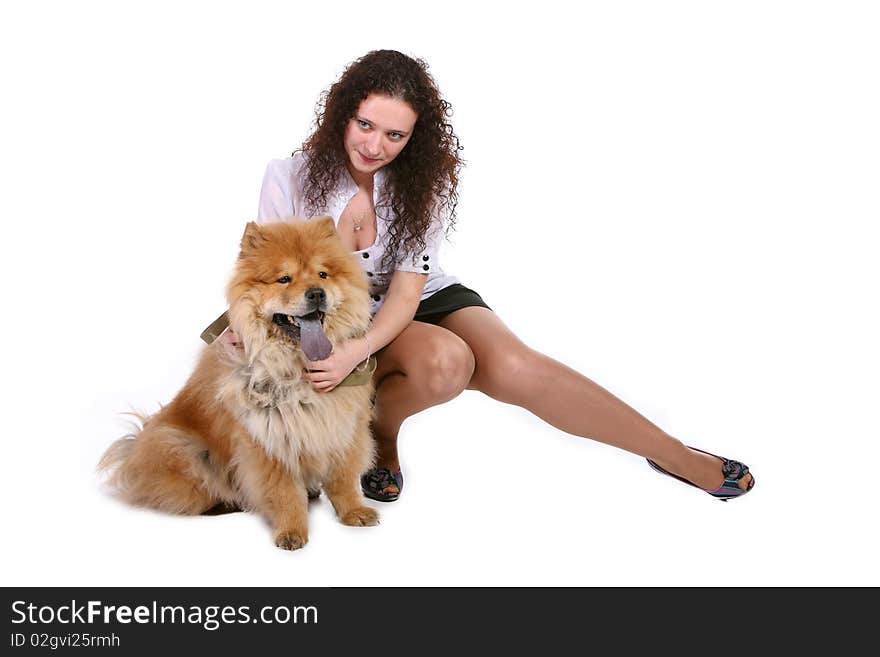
[318,271,328,279]
[276,275,291,284]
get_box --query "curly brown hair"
[295,50,463,271]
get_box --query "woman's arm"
[257,159,298,222]
[305,270,427,391]
[362,271,426,353]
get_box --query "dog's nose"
[305,287,326,305]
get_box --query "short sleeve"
[394,209,444,274]
[257,159,297,223]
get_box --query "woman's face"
[343,93,417,177]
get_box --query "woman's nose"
[365,133,382,155]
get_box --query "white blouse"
[256,154,459,315]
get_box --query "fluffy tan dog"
[98,218,378,550]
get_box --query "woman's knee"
[419,334,475,401]
[475,347,545,405]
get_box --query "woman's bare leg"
[439,307,752,492]
[369,321,475,495]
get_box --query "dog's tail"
[96,411,149,503]
[97,411,219,515]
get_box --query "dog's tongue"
[297,314,332,361]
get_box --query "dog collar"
[201,311,375,386]
[337,356,377,387]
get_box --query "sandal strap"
[721,458,749,482]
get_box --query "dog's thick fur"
[98,218,378,550]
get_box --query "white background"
[2,1,878,586]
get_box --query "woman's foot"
[649,446,754,495]
[685,448,753,492]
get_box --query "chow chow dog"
[98,218,378,550]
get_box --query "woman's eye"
[389,132,403,140]
[358,119,370,129]
[318,271,328,279]
[276,275,291,284]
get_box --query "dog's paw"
[274,529,308,551]
[340,506,379,527]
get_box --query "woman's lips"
[358,152,381,164]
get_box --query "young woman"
[250,49,754,503]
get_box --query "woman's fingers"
[305,369,340,390]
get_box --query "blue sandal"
[646,446,755,501]
[361,467,403,503]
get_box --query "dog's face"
[227,218,370,361]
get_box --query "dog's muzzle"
[272,289,332,361]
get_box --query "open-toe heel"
[646,446,755,501]
[361,467,404,503]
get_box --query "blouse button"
[422,255,429,261]
[422,264,429,271]
[362,252,369,259]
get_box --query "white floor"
[14,337,880,587]
[3,1,879,587]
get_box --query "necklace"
[352,212,370,232]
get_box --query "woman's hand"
[304,337,369,393]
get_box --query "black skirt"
[413,283,491,325]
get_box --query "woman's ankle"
[370,429,400,472]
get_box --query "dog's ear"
[312,216,337,239]
[239,221,268,255]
